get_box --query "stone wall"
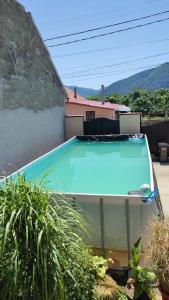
[0,0,65,175]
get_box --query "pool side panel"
[54,193,158,253]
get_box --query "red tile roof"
[65,87,119,110]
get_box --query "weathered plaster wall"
[0,0,65,175]
[0,107,65,174]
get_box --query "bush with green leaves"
[0,176,96,300]
[128,238,156,300]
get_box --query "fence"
[141,120,169,155]
[84,118,120,135]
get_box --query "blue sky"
[19,0,169,89]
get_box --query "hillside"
[67,85,98,98]
[104,63,169,95]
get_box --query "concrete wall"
[0,107,64,174]
[120,113,141,134]
[65,103,115,120]
[0,0,65,175]
[65,116,84,140]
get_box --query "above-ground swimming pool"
[7,135,153,196]
[1,135,161,259]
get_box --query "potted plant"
[146,219,169,300]
[127,238,156,300]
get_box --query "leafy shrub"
[0,176,96,300]
[128,238,156,300]
[92,256,108,279]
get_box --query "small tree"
[128,89,154,115]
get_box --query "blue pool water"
[6,137,152,195]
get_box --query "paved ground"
[153,162,169,218]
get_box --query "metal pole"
[125,199,131,263]
[100,197,105,251]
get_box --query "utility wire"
[62,60,167,79]
[63,63,160,83]
[44,10,169,41]
[52,45,127,58]
[52,38,169,59]
[47,16,169,47]
[61,51,169,77]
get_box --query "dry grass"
[146,218,169,294]
[94,275,121,300]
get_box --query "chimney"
[74,87,77,99]
[101,84,105,104]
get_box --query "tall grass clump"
[0,176,96,300]
[146,218,169,295]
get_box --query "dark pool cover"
[76,134,144,142]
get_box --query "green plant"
[92,256,108,279]
[146,219,169,295]
[92,256,127,300]
[94,275,127,300]
[0,176,96,300]
[128,238,156,300]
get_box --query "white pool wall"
[62,194,158,252]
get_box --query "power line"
[61,51,169,77]
[52,38,169,60]
[63,57,169,79]
[63,63,160,83]
[47,16,169,47]
[52,45,126,58]
[44,10,169,41]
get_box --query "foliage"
[126,89,154,114]
[107,93,127,104]
[87,87,169,115]
[94,275,127,300]
[0,176,96,300]
[92,256,127,300]
[87,93,126,104]
[87,95,100,101]
[126,88,169,115]
[92,256,108,279]
[146,219,169,295]
[128,238,156,300]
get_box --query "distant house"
[65,87,122,120]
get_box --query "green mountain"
[67,85,98,98]
[104,62,169,95]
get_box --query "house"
[0,0,65,175]
[65,87,121,121]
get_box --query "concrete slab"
[153,162,169,217]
